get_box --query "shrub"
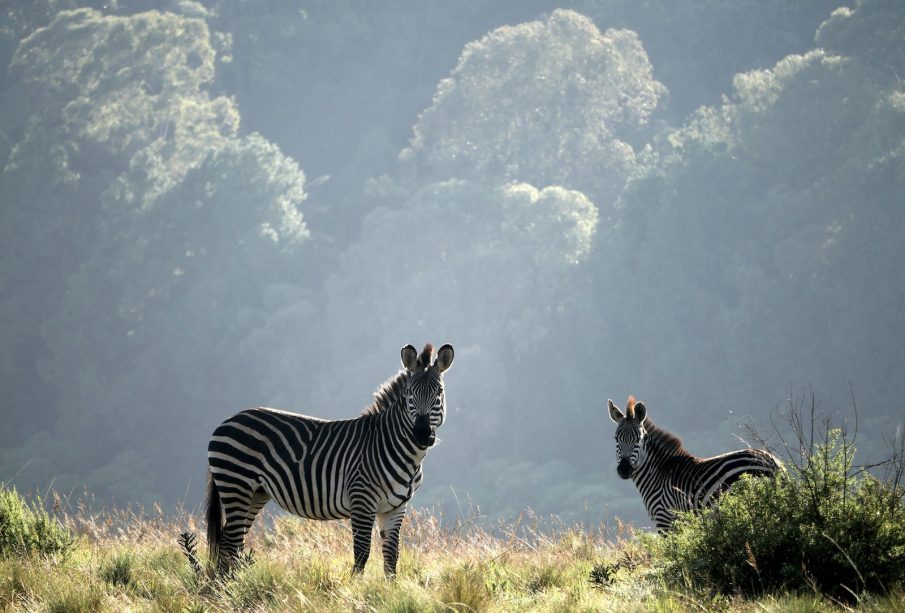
[100,549,135,588]
[0,486,73,559]
[652,420,905,599]
[438,563,492,612]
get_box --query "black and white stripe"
[206,343,454,576]
[607,397,780,531]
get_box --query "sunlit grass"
[0,492,902,612]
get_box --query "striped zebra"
[607,396,780,531]
[206,343,454,576]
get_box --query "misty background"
[1,0,903,528]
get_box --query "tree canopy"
[1,0,901,525]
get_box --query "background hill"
[1,0,903,527]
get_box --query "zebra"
[607,396,780,531]
[206,343,454,576]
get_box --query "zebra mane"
[418,344,434,368]
[644,418,690,457]
[625,395,637,418]
[361,370,408,416]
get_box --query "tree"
[317,179,597,468]
[816,0,905,87]
[399,9,665,207]
[0,8,311,504]
[573,0,850,120]
[594,3,905,433]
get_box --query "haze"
[1,0,902,528]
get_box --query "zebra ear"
[401,344,418,371]
[633,401,647,424]
[607,399,624,423]
[435,344,454,372]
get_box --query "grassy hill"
[1,490,902,612]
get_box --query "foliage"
[1,0,904,530]
[401,9,664,205]
[651,419,905,599]
[10,8,238,204]
[592,1,905,420]
[573,0,845,120]
[0,486,73,559]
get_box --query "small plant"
[100,549,135,588]
[297,557,339,594]
[223,559,288,610]
[438,563,492,612]
[44,583,105,613]
[588,561,619,587]
[0,485,73,559]
[651,394,905,600]
[179,530,203,576]
[0,560,31,608]
[379,587,432,613]
[525,562,564,593]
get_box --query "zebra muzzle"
[617,459,633,479]
[413,417,436,447]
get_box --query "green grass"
[0,489,902,612]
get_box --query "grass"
[0,493,902,612]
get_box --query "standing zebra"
[206,343,454,576]
[607,396,780,531]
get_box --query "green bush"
[651,429,905,599]
[0,486,73,559]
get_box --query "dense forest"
[1,0,903,527]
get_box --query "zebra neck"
[632,419,691,483]
[373,407,430,466]
[361,371,429,465]
[362,370,408,416]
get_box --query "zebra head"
[608,396,649,479]
[400,343,454,448]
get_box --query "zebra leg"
[349,503,376,575]
[377,505,406,578]
[218,487,270,574]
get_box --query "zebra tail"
[205,470,222,569]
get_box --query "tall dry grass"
[0,490,902,612]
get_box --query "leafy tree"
[593,0,905,428]
[573,0,850,120]
[10,7,239,205]
[816,0,905,87]
[399,9,665,207]
[317,179,597,472]
[0,8,311,503]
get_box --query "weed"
[100,549,135,588]
[44,582,105,613]
[438,563,492,612]
[223,558,288,610]
[0,486,73,559]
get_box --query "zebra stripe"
[607,396,780,531]
[206,343,454,576]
